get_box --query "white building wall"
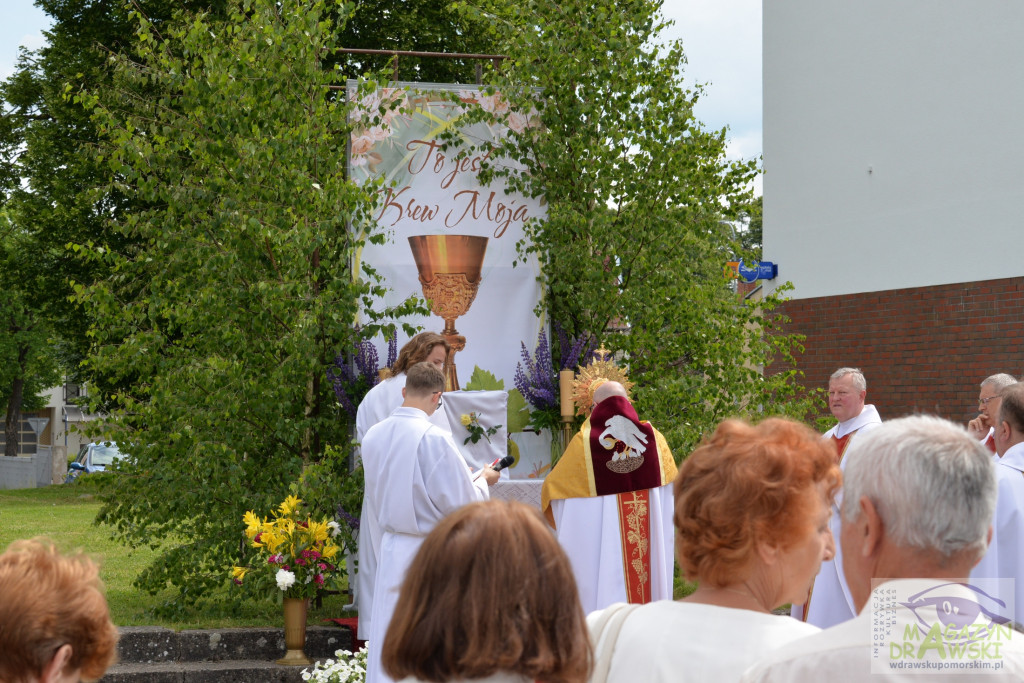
[764,0,1024,300]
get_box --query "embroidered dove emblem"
[599,415,649,461]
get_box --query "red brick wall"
[777,277,1024,426]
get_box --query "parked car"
[64,442,126,484]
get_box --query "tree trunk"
[5,376,24,457]
[4,344,30,457]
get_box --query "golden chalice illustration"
[408,234,489,391]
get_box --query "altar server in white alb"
[354,331,450,640]
[541,380,677,614]
[971,381,1024,625]
[360,362,498,683]
[793,367,881,627]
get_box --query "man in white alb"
[971,381,1024,625]
[361,362,498,683]
[354,332,450,640]
[967,373,1017,455]
[793,367,881,627]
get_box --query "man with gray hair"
[795,367,882,627]
[968,373,1018,454]
[971,381,1024,623]
[745,416,1024,681]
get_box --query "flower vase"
[277,597,311,666]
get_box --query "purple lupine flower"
[328,331,388,419]
[554,321,597,370]
[327,353,358,418]
[514,329,559,411]
[354,340,379,386]
[386,335,397,369]
[336,504,360,532]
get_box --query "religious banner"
[347,81,545,393]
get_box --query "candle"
[560,369,575,419]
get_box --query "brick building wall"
[777,276,1024,426]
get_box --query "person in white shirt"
[587,417,840,683]
[794,367,882,627]
[361,362,498,683]
[744,415,1024,682]
[966,373,1017,455]
[971,381,1024,624]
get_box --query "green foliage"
[0,211,62,455]
[332,0,499,83]
[464,366,503,391]
[0,1,231,409]
[463,365,531,434]
[505,390,531,433]
[0,484,354,629]
[72,0,421,606]
[738,195,763,261]
[452,0,817,455]
[293,445,362,558]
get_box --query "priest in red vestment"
[542,381,677,614]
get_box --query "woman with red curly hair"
[588,418,840,682]
[0,538,119,683]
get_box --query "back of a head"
[674,418,841,587]
[592,381,629,406]
[392,332,450,375]
[0,538,119,683]
[840,415,995,562]
[998,382,1024,433]
[382,500,592,683]
[404,361,445,398]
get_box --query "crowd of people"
[358,351,1024,683]
[6,342,1024,683]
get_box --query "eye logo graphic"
[901,582,1011,644]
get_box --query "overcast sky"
[1,0,762,193]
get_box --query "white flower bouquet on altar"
[301,645,369,683]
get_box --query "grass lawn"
[0,482,355,630]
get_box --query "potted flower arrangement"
[234,495,344,664]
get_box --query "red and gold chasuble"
[831,432,853,462]
[542,396,676,604]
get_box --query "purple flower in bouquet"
[328,333,384,419]
[385,334,397,370]
[555,321,598,371]
[336,504,360,532]
[353,339,379,386]
[514,328,559,411]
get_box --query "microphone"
[491,454,515,472]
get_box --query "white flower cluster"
[276,568,296,591]
[301,645,369,683]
